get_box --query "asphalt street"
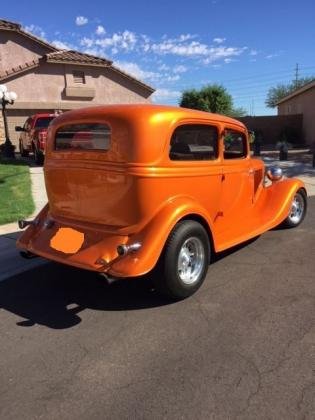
[0,197,315,419]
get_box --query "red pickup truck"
[15,113,58,164]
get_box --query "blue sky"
[2,0,315,115]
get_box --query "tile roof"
[0,19,21,31]
[0,59,39,81]
[45,50,112,67]
[0,18,57,51]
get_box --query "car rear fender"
[108,195,215,277]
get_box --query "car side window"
[223,129,247,159]
[169,124,218,161]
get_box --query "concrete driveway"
[0,197,314,419]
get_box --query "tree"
[265,77,315,108]
[179,84,246,117]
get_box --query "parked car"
[17,105,307,299]
[15,113,58,164]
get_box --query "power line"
[295,63,299,83]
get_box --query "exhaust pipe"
[18,219,38,229]
[95,242,142,269]
[117,242,142,256]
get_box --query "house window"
[73,70,85,84]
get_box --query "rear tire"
[281,189,307,228]
[155,220,210,299]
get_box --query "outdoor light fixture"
[0,84,18,158]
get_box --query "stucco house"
[277,80,315,145]
[0,18,154,146]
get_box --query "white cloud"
[158,64,170,71]
[151,40,208,56]
[96,25,105,35]
[76,16,88,26]
[266,53,279,59]
[202,46,247,64]
[173,65,187,73]
[178,34,196,42]
[115,61,161,82]
[151,39,246,63]
[213,37,226,44]
[152,88,181,102]
[165,75,180,82]
[80,37,94,48]
[24,24,46,40]
[249,49,258,56]
[94,30,137,52]
[51,40,72,50]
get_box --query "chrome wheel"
[288,193,305,225]
[177,237,205,285]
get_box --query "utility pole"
[294,63,299,88]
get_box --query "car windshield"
[35,117,54,128]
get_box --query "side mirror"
[15,126,24,132]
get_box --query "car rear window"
[35,117,55,128]
[170,124,218,161]
[55,123,111,151]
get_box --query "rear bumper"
[16,205,142,277]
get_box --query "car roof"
[31,113,56,119]
[52,104,245,128]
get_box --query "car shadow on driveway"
[0,235,261,330]
[0,262,175,329]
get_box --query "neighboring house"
[277,80,315,145]
[0,18,154,146]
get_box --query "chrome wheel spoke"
[177,237,205,285]
[288,194,304,224]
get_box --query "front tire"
[34,147,44,165]
[19,140,29,157]
[155,220,210,299]
[281,189,307,228]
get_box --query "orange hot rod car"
[17,104,307,299]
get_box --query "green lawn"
[0,159,35,225]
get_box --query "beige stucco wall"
[2,63,152,145]
[278,86,315,145]
[0,28,153,148]
[0,30,52,73]
[4,63,151,104]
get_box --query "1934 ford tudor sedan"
[17,104,307,299]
